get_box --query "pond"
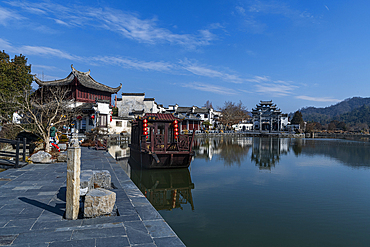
[119,137,370,247]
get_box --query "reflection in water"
[108,143,130,160]
[251,138,289,170]
[193,137,252,166]
[129,160,195,211]
[193,136,370,170]
[293,139,370,168]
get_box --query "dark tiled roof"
[33,65,122,93]
[144,98,155,101]
[144,113,180,121]
[122,93,145,96]
[177,107,193,113]
[194,108,209,113]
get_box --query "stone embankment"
[0,147,185,246]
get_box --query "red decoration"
[174,120,178,124]
[110,116,112,122]
[143,131,148,135]
[174,124,178,128]
[143,119,148,123]
[91,115,95,119]
[174,132,179,136]
[77,115,82,120]
[143,123,148,127]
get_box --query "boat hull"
[130,147,194,169]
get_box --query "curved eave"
[33,73,74,87]
[75,71,122,93]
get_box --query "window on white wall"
[116,121,122,127]
[98,114,107,127]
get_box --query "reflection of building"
[130,165,194,211]
[193,137,252,164]
[251,137,282,170]
[252,100,288,132]
[193,137,223,160]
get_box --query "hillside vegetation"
[300,97,370,130]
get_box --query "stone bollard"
[66,134,81,220]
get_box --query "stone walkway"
[0,147,185,246]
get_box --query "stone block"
[57,152,67,162]
[84,188,116,218]
[93,170,111,189]
[80,170,94,196]
[29,151,53,163]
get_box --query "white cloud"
[252,76,298,96]
[0,38,13,51]
[182,61,244,84]
[5,1,216,48]
[182,82,238,95]
[0,38,79,60]
[20,45,80,60]
[237,1,317,33]
[91,56,173,71]
[0,6,24,25]
[236,6,246,16]
[295,95,341,103]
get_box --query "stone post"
[66,134,81,220]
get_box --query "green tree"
[0,51,33,121]
[291,111,304,128]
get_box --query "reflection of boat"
[130,159,195,211]
[130,113,195,168]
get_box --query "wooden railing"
[141,133,194,152]
[0,138,27,168]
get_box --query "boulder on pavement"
[84,188,116,218]
[29,151,54,163]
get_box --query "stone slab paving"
[0,147,185,247]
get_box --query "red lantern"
[143,119,148,123]
[174,132,179,136]
[174,128,178,132]
[143,123,148,127]
[143,131,148,135]
[174,120,178,124]
[110,116,112,122]
[174,124,178,128]
[91,115,95,119]
[143,127,148,132]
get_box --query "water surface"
[123,137,370,247]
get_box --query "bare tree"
[0,86,79,152]
[204,100,213,109]
[218,101,250,129]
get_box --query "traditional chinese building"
[34,65,123,133]
[251,100,288,132]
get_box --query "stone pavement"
[0,147,185,246]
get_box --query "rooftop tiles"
[0,147,185,246]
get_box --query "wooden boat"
[130,113,195,168]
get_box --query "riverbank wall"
[0,147,185,246]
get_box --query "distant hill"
[300,97,370,124]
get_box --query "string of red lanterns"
[173,120,179,139]
[143,119,148,139]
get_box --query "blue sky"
[1,0,369,113]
